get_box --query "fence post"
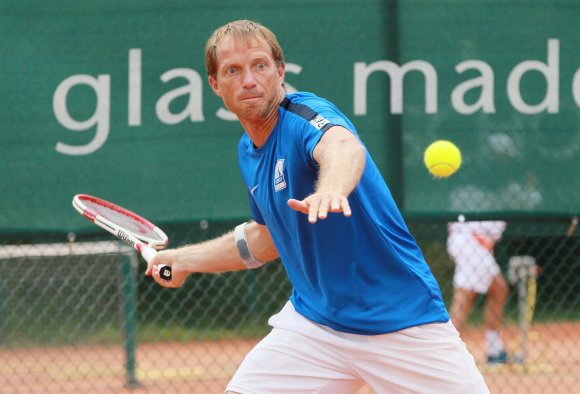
[121,252,139,387]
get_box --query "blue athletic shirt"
[237,92,449,335]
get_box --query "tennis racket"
[72,194,172,280]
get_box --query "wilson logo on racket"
[117,229,136,248]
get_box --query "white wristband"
[234,222,265,269]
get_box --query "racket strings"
[84,200,164,241]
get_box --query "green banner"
[0,0,578,234]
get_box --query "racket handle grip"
[158,264,172,281]
[140,245,157,263]
[140,245,172,281]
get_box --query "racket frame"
[73,194,168,250]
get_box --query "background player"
[447,216,510,364]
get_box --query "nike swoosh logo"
[250,184,259,196]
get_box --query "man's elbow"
[351,140,366,171]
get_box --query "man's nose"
[242,70,257,87]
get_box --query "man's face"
[209,35,285,121]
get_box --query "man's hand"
[288,192,351,223]
[145,250,189,288]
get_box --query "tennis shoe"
[486,350,509,364]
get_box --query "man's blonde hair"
[205,19,285,78]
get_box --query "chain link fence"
[0,216,578,393]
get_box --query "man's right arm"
[145,222,279,287]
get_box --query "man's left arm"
[287,126,366,223]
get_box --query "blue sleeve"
[304,109,356,165]
[248,191,265,224]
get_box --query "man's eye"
[227,67,237,74]
[257,63,266,70]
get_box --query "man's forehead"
[216,35,272,57]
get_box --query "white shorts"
[447,232,501,294]
[226,302,489,394]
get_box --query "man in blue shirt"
[147,19,489,393]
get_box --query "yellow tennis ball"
[424,140,462,177]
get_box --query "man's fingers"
[145,262,162,277]
[341,198,352,217]
[317,195,333,220]
[289,195,352,222]
[308,198,321,223]
[145,260,156,276]
[288,199,309,214]
[328,195,342,213]
[326,196,350,216]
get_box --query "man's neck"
[240,90,286,148]
[241,115,278,148]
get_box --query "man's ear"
[278,63,285,86]
[208,75,221,96]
